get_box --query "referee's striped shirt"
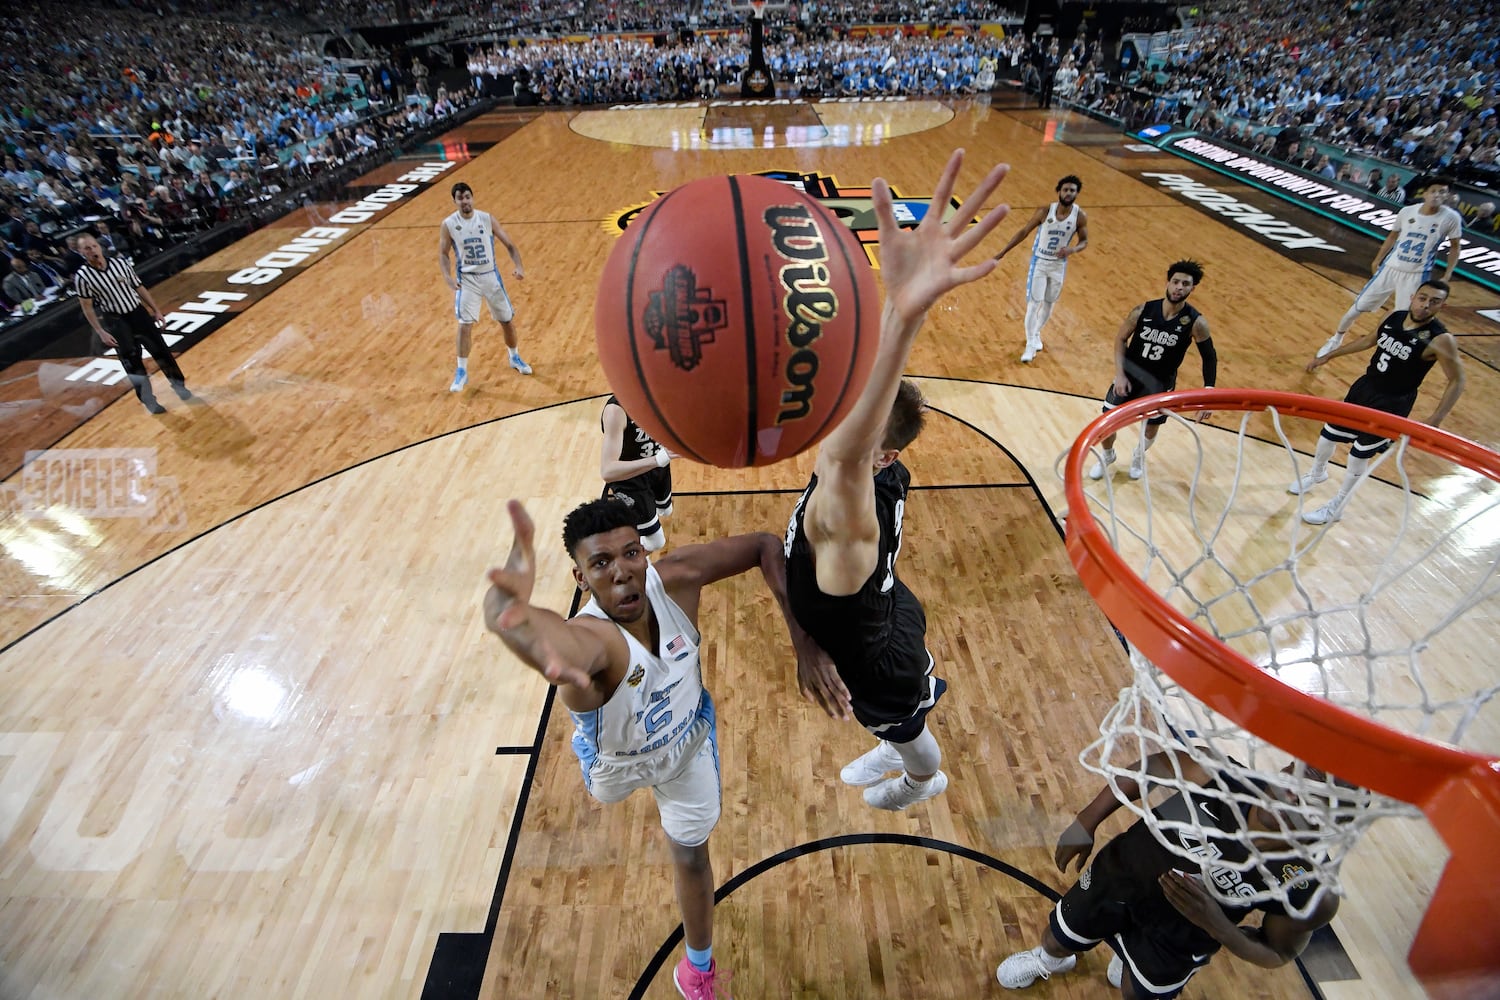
[73,256,144,315]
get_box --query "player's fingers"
[924,148,966,226]
[871,176,897,242]
[950,201,1011,259]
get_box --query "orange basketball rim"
[1063,387,1500,998]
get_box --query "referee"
[74,234,190,414]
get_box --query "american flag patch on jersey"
[665,635,690,660]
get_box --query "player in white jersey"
[437,181,528,390]
[483,497,839,1000]
[993,175,1089,362]
[1320,175,1462,358]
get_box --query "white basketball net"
[1062,403,1500,919]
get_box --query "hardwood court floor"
[1,99,1498,1000]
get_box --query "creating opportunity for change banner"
[1139,129,1500,294]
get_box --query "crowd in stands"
[468,20,1016,106]
[9,0,1498,316]
[0,1,485,315]
[1085,0,1500,191]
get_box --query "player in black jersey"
[1295,278,1465,525]
[996,751,1340,997]
[600,395,675,551]
[1089,261,1217,482]
[784,149,1011,811]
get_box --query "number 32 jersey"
[571,564,703,762]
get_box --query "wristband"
[654,450,670,468]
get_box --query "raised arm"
[1423,332,1465,426]
[992,204,1045,261]
[804,149,1010,595]
[437,223,456,290]
[491,213,524,278]
[483,500,620,710]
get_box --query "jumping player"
[484,498,826,999]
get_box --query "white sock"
[1334,455,1370,505]
[1310,435,1337,478]
[1036,947,1072,971]
[1136,434,1157,457]
[1335,307,1361,336]
[1024,299,1053,344]
[508,346,521,359]
[892,725,942,775]
[456,356,467,370]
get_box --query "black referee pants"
[107,306,185,401]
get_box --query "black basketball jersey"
[602,395,661,473]
[784,462,926,672]
[1089,772,1321,950]
[1125,298,1203,385]
[1361,311,1443,397]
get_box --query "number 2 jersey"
[1124,297,1203,392]
[1031,201,1079,262]
[784,461,931,722]
[570,563,705,763]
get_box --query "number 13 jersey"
[1127,298,1202,388]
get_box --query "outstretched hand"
[483,500,593,689]
[874,149,1011,326]
[485,499,538,631]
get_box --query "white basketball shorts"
[455,270,514,324]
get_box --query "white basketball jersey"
[1389,204,1462,272]
[445,209,499,274]
[1031,202,1079,262]
[571,564,703,762]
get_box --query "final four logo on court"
[604,170,969,267]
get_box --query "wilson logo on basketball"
[766,203,839,423]
[605,170,966,267]
[642,265,729,371]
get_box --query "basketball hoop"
[748,0,767,20]
[1062,388,1500,997]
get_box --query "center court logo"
[606,170,966,266]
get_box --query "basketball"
[594,173,881,468]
